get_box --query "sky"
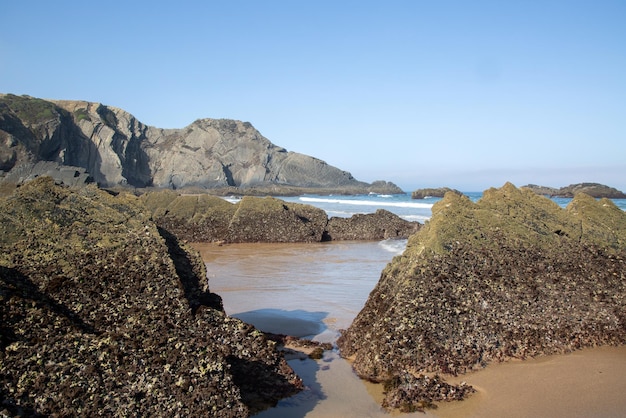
[1,1,625,192]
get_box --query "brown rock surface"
[411,187,463,199]
[337,183,626,411]
[0,177,302,416]
[325,209,420,241]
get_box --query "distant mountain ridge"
[0,94,401,193]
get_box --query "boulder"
[226,196,328,243]
[0,177,302,416]
[325,209,420,241]
[1,160,93,187]
[337,183,626,411]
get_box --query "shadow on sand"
[232,308,328,339]
[231,308,331,417]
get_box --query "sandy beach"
[193,242,626,418]
[432,345,626,418]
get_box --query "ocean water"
[277,192,477,223]
[276,192,626,222]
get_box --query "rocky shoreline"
[0,177,415,416]
[337,183,626,412]
[140,190,419,243]
[0,178,308,416]
[4,178,625,415]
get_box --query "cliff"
[0,178,303,416]
[337,183,626,411]
[0,94,402,194]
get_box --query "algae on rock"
[338,182,626,411]
[0,177,302,417]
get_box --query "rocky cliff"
[0,94,402,194]
[0,178,303,416]
[337,183,626,411]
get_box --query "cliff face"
[337,183,626,411]
[0,178,302,416]
[0,94,397,192]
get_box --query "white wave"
[401,214,430,222]
[299,196,433,209]
[378,238,407,255]
[326,210,359,218]
[222,196,241,204]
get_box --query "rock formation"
[411,187,463,199]
[523,183,626,199]
[0,177,303,416]
[140,190,419,243]
[325,209,420,241]
[0,94,402,194]
[337,183,626,411]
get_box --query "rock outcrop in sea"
[0,94,402,194]
[337,183,626,412]
[411,187,463,199]
[325,209,420,241]
[523,182,626,199]
[0,177,303,416]
[140,190,419,243]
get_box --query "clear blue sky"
[2,1,625,191]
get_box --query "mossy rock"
[338,183,626,409]
[0,177,303,416]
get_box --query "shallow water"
[194,240,433,418]
[197,240,405,342]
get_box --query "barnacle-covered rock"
[0,177,302,416]
[325,209,420,241]
[338,182,626,410]
[140,190,419,243]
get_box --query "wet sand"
[193,242,626,418]
[433,345,626,418]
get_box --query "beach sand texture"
[193,242,626,418]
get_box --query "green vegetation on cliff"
[0,94,63,125]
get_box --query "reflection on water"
[195,240,404,341]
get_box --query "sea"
[275,191,626,221]
[201,191,626,418]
